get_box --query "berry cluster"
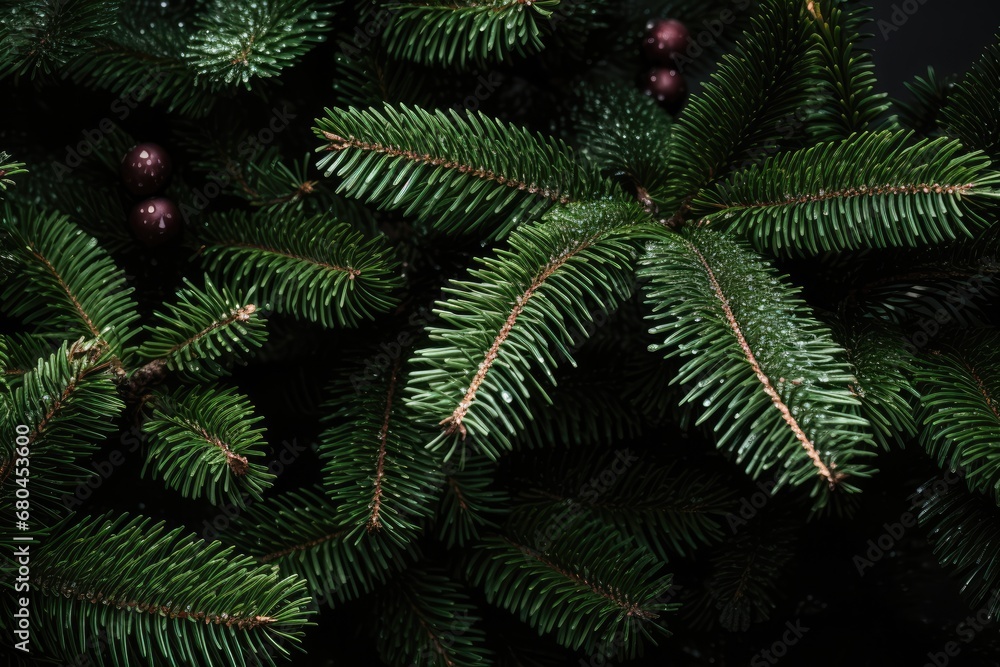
[638,19,690,113]
[120,142,180,247]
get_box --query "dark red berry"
[121,142,172,196]
[641,67,688,113]
[129,197,181,247]
[642,19,691,64]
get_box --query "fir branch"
[186,0,334,88]
[198,210,401,328]
[832,320,918,450]
[374,568,494,667]
[142,385,274,507]
[915,332,1000,503]
[941,35,1000,159]
[0,0,120,79]
[571,82,673,210]
[67,2,215,116]
[915,478,1000,618]
[807,0,888,139]
[314,104,614,237]
[26,513,313,667]
[663,0,818,218]
[0,341,122,526]
[223,486,417,605]
[468,510,676,657]
[0,204,139,359]
[696,131,1000,254]
[132,276,267,382]
[434,455,507,548]
[639,227,877,506]
[382,0,560,68]
[406,200,647,461]
[319,360,445,546]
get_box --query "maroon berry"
[121,142,172,196]
[641,67,688,113]
[642,18,691,64]
[129,197,181,247]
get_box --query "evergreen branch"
[142,385,274,507]
[639,227,877,506]
[515,450,738,559]
[186,0,334,88]
[405,200,647,462]
[571,82,673,209]
[895,67,956,137]
[0,332,57,392]
[0,152,26,196]
[374,568,494,667]
[319,360,445,546]
[198,210,402,328]
[223,486,416,605]
[434,455,507,548]
[663,0,818,217]
[382,0,559,68]
[916,478,1000,618]
[833,320,918,449]
[807,0,888,139]
[66,2,216,116]
[132,276,267,382]
[24,513,313,666]
[0,0,120,79]
[0,341,121,525]
[0,204,139,358]
[468,510,676,656]
[941,35,1000,159]
[698,517,796,631]
[696,131,1000,254]
[313,104,613,237]
[915,332,1000,503]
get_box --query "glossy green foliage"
[143,385,274,507]
[0,204,139,357]
[199,210,401,328]
[468,508,676,657]
[22,513,313,667]
[696,131,1000,254]
[382,0,560,68]
[405,200,646,462]
[314,104,613,237]
[132,276,267,382]
[640,227,877,507]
